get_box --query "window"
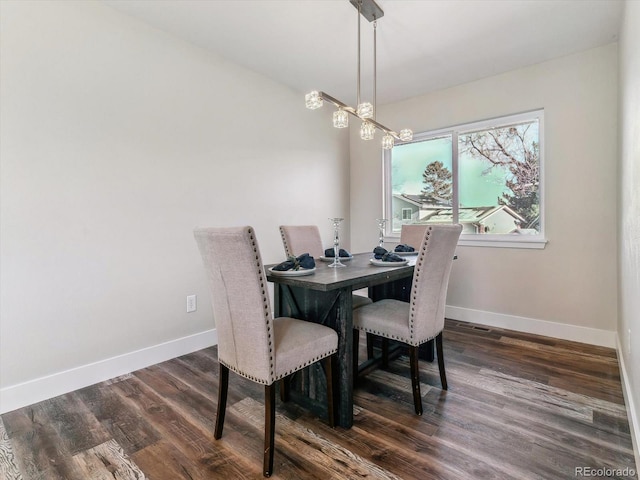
[384,110,545,248]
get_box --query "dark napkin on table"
[394,244,415,252]
[272,253,316,271]
[373,247,405,262]
[324,248,351,258]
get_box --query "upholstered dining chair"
[362,223,431,361]
[279,224,324,258]
[194,226,338,477]
[279,225,372,309]
[352,224,462,415]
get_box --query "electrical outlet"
[186,295,197,313]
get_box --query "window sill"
[385,235,548,250]
[457,237,547,249]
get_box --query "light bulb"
[360,121,375,140]
[399,129,413,141]
[333,109,348,128]
[305,91,323,110]
[382,134,394,150]
[357,102,373,119]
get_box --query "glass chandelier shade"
[360,121,375,140]
[333,109,349,128]
[399,129,413,141]
[382,134,394,150]
[305,91,323,110]
[357,102,374,119]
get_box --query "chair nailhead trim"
[407,225,433,340]
[279,227,292,257]
[221,348,338,384]
[273,348,338,381]
[353,326,437,347]
[248,227,275,380]
[220,360,270,385]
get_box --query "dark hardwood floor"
[1,319,637,479]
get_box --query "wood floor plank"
[39,392,111,456]
[75,381,161,454]
[0,417,23,480]
[72,439,147,480]
[112,376,214,462]
[130,439,246,480]
[1,401,86,479]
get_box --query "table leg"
[273,283,283,317]
[335,289,353,428]
[272,284,354,428]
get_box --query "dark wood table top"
[265,252,417,292]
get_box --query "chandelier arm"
[317,91,400,140]
[318,91,355,113]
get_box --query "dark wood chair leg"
[366,332,374,359]
[214,363,229,439]
[381,337,389,368]
[436,332,448,390]
[409,346,423,415]
[264,384,276,477]
[419,338,435,362]
[279,376,290,402]
[324,355,336,428]
[353,329,360,383]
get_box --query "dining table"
[266,251,432,428]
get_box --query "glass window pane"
[458,120,540,235]
[390,136,453,233]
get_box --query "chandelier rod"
[357,0,361,107]
[373,18,377,120]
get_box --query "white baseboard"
[445,305,617,348]
[0,329,218,415]
[617,335,640,473]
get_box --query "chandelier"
[305,0,412,150]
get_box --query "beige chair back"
[410,224,462,344]
[279,225,324,258]
[194,226,276,385]
[400,224,429,250]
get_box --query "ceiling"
[102,0,624,105]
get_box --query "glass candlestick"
[328,217,346,268]
[376,218,387,248]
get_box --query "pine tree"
[420,161,453,205]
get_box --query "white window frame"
[382,110,546,249]
[401,208,413,221]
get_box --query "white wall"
[351,44,619,342]
[0,0,350,412]
[618,0,640,466]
